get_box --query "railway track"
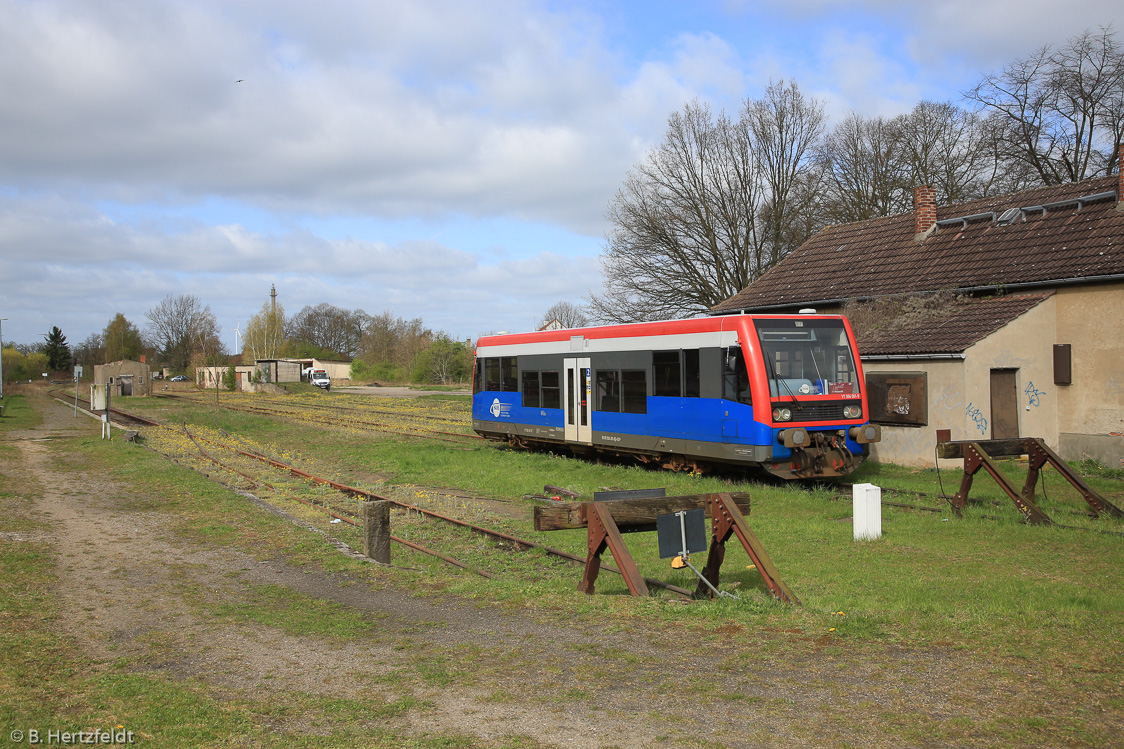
[158,390,482,444]
[57,392,694,598]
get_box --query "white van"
[309,370,331,391]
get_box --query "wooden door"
[990,369,1019,439]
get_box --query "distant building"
[93,360,152,397]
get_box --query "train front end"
[741,314,880,479]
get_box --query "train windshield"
[754,318,859,397]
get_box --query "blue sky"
[1,0,1120,352]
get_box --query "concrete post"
[362,500,391,563]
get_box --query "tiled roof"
[713,176,1123,312]
[854,293,1052,357]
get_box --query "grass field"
[4,386,1124,747]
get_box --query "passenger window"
[596,370,620,412]
[485,358,502,391]
[684,349,700,397]
[501,357,518,392]
[541,371,561,409]
[621,370,647,414]
[522,370,540,407]
[653,351,681,397]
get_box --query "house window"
[866,372,928,426]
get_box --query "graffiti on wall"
[965,402,989,435]
[935,388,963,412]
[1024,381,1045,408]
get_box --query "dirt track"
[5,392,1112,748]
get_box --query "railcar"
[472,313,881,479]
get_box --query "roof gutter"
[712,272,1124,315]
[860,353,966,361]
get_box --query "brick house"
[712,159,1124,468]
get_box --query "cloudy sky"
[1,0,1121,351]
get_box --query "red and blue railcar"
[472,313,880,479]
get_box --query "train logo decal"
[489,398,511,418]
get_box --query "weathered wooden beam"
[936,438,1030,459]
[534,492,751,532]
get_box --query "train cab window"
[756,318,859,395]
[653,351,681,397]
[541,371,561,409]
[722,347,752,405]
[522,370,540,407]
[474,359,484,394]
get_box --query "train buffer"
[534,490,799,604]
[936,437,1124,525]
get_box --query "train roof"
[476,312,847,349]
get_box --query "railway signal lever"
[658,509,737,599]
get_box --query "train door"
[564,357,592,444]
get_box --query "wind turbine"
[232,324,241,356]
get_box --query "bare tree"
[590,82,825,323]
[145,294,222,372]
[818,112,908,224]
[894,100,1002,203]
[74,332,104,368]
[745,81,827,268]
[966,26,1124,184]
[286,304,369,358]
[356,312,432,378]
[539,301,589,329]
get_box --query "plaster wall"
[961,295,1059,447]
[1054,284,1124,464]
[862,359,965,467]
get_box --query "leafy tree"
[590,82,826,322]
[43,326,71,371]
[145,294,223,372]
[103,313,144,362]
[243,300,286,362]
[414,334,472,385]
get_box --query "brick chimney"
[913,186,937,241]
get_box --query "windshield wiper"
[765,352,803,410]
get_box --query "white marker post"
[853,483,882,541]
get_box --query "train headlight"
[772,407,792,422]
[843,405,862,419]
